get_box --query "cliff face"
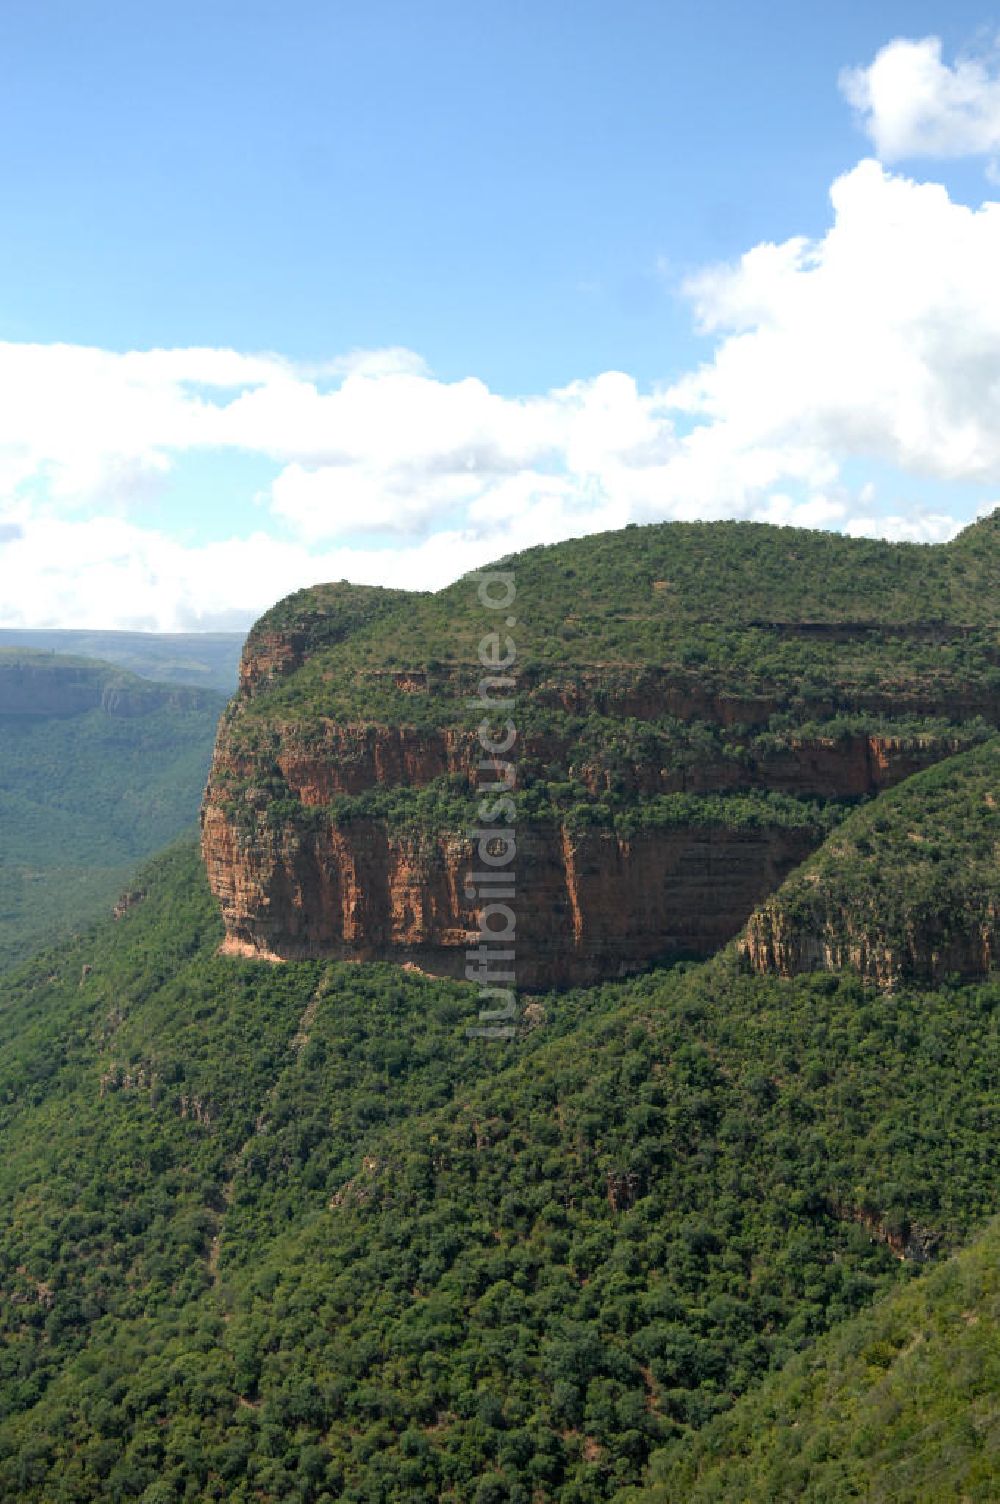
[741,899,999,989]
[237,582,413,698]
[201,655,994,990]
[201,801,816,988]
[201,521,1000,990]
[209,717,956,804]
[738,738,1000,989]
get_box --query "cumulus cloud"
[0,509,621,631]
[0,342,677,538]
[841,35,1000,162]
[845,510,964,544]
[0,337,861,570]
[670,159,1000,486]
[6,100,1000,627]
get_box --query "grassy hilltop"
[241,512,1000,729]
[215,515,1000,864]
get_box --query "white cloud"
[6,126,1000,627]
[269,460,488,541]
[669,159,1000,486]
[841,35,1000,162]
[0,508,629,631]
[844,510,962,544]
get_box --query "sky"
[2,1,1000,629]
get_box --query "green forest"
[216,516,1000,891]
[0,785,996,1499]
[0,519,997,1500]
[6,2,1000,1495]
[0,653,224,970]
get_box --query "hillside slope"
[0,652,225,969]
[632,1216,999,1503]
[741,736,1000,987]
[0,790,996,1498]
[203,515,1000,985]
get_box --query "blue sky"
[2,2,1000,627]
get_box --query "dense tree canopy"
[0,815,995,1500]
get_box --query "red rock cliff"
[736,737,1000,989]
[201,595,998,988]
[201,800,820,988]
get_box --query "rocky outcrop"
[827,1200,942,1262]
[201,537,1000,990]
[113,887,147,921]
[238,630,312,697]
[201,801,817,988]
[238,582,411,697]
[211,719,959,805]
[738,737,1000,989]
[741,896,1000,990]
[202,649,968,988]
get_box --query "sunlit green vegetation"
[746,736,1000,984]
[0,813,995,1500]
[249,777,855,840]
[219,518,1000,860]
[632,1216,1000,1502]
[236,513,1000,731]
[0,519,998,1498]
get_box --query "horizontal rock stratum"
[739,736,1000,989]
[202,514,1000,987]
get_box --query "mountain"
[632,1216,1000,1502]
[0,630,244,694]
[202,515,1000,986]
[0,651,225,970]
[0,516,996,1501]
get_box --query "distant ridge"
[0,628,244,693]
[0,650,225,969]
